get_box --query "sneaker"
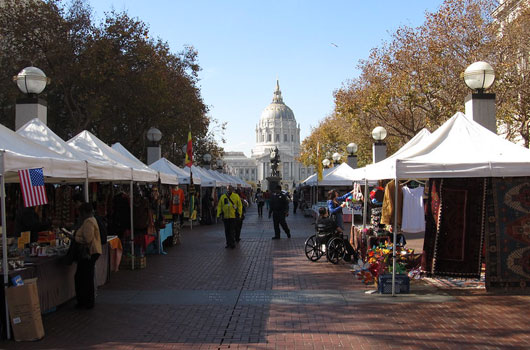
[272,237,280,240]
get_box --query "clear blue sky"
[88,0,445,156]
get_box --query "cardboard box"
[6,278,45,341]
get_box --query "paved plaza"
[2,205,530,350]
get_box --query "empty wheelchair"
[304,222,346,264]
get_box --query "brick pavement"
[2,204,530,350]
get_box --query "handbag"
[63,238,90,264]
[227,196,240,219]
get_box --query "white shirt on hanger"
[401,186,425,233]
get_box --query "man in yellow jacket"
[217,185,243,249]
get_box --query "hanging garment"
[381,180,403,226]
[401,186,425,233]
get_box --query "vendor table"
[158,221,173,254]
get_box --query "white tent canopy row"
[359,112,530,181]
[16,119,132,182]
[1,122,88,183]
[149,158,200,185]
[111,143,178,185]
[68,130,158,183]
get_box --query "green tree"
[0,0,220,164]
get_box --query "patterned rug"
[486,177,530,293]
[424,274,485,290]
[421,179,440,274]
[431,178,486,278]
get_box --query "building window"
[275,134,279,142]
[291,134,294,142]
[267,134,271,142]
[245,169,249,175]
[283,163,289,178]
[284,134,287,142]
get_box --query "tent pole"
[130,177,135,270]
[84,161,89,202]
[1,167,11,339]
[392,177,398,296]
[362,179,368,230]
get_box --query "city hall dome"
[259,81,296,122]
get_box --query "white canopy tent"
[314,163,360,186]
[204,169,230,187]
[301,167,335,186]
[111,143,178,185]
[0,122,92,339]
[348,128,432,182]
[189,165,217,187]
[369,112,530,180]
[362,113,530,295]
[149,158,200,185]
[0,123,88,183]
[17,119,132,183]
[68,131,158,271]
[68,131,158,183]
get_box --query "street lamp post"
[13,66,50,129]
[332,152,341,167]
[216,159,224,173]
[372,126,387,163]
[203,153,212,169]
[146,127,162,165]
[464,61,496,133]
[346,143,358,169]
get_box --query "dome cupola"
[259,80,295,122]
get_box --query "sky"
[88,0,446,157]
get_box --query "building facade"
[223,81,313,190]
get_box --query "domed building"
[223,80,313,190]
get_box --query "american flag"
[18,168,48,207]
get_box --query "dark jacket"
[270,191,289,213]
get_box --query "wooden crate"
[120,256,146,270]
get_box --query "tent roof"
[16,119,131,182]
[68,131,158,182]
[352,128,432,181]
[0,122,87,182]
[302,167,334,186]
[149,158,200,185]
[367,112,530,180]
[204,169,230,186]
[111,143,178,185]
[316,163,359,186]
[190,165,218,187]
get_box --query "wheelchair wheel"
[304,235,323,261]
[326,237,346,264]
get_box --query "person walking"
[235,188,248,242]
[217,185,242,249]
[327,189,355,230]
[74,203,102,309]
[264,190,271,212]
[254,188,265,217]
[269,185,291,239]
[293,190,299,214]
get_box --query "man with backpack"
[269,185,291,239]
[217,185,243,249]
